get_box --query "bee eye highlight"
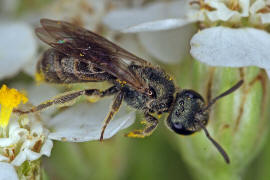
[149,86,157,98]
[179,100,184,106]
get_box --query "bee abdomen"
[37,48,115,84]
[37,48,65,83]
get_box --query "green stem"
[17,160,41,180]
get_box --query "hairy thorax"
[120,65,175,114]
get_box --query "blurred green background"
[2,0,270,179]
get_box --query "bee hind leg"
[100,91,124,141]
[13,86,119,115]
[125,113,158,138]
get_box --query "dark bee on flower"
[16,19,243,164]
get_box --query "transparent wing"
[36,19,150,93]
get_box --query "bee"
[16,19,243,164]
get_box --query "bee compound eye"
[148,86,157,98]
[167,119,195,135]
[172,121,182,129]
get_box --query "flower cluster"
[0,84,135,179]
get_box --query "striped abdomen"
[37,49,115,84]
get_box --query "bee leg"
[100,91,124,141]
[125,113,158,138]
[14,86,119,114]
[85,86,119,98]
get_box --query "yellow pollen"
[87,95,100,103]
[140,120,147,125]
[116,79,127,86]
[35,72,44,83]
[126,131,145,138]
[0,85,28,128]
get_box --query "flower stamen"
[190,0,216,11]
[227,0,240,11]
[257,5,270,14]
[0,85,28,128]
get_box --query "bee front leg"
[125,113,158,138]
[13,86,119,114]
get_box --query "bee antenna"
[198,121,230,164]
[202,80,244,112]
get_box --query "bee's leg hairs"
[125,113,158,138]
[13,86,119,114]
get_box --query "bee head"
[166,80,243,164]
[166,90,208,135]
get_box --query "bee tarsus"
[125,113,158,138]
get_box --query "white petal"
[47,97,136,142]
[11,83,60,105]
[123,19,194,33]
[11,149,42,166]
[239,0,250,17]
[30,122,44,136]
[11,83,60,117]
[8,120,28,141]
[138,24,196,63]
[40,139,53,157]
[0,22,37,79]
[0,138,16,147]
[0,120,27,147]
[206,1,237,21]
[190,27,270,74]
[21,56,37,77]
[250,0,265,14]
[0,162,18,180]
[103,1,192,32]
[11,151,26,166]
[25,149,42,161]
[0,155,9,161]
[261,13,270,24]
[116,34,153,62]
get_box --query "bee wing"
[35,19,150,93]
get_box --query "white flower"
[190,27,270,76]
[104,0,270,76]
[36,0,108,30]
[0,22,37,80]
[0,117,53,166]
[0,113,53,179]
[47,98,135,142]
[103,1,196,63]
[0,85,135,178]
[0,162,18,180]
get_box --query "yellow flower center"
[0,85,28,128]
